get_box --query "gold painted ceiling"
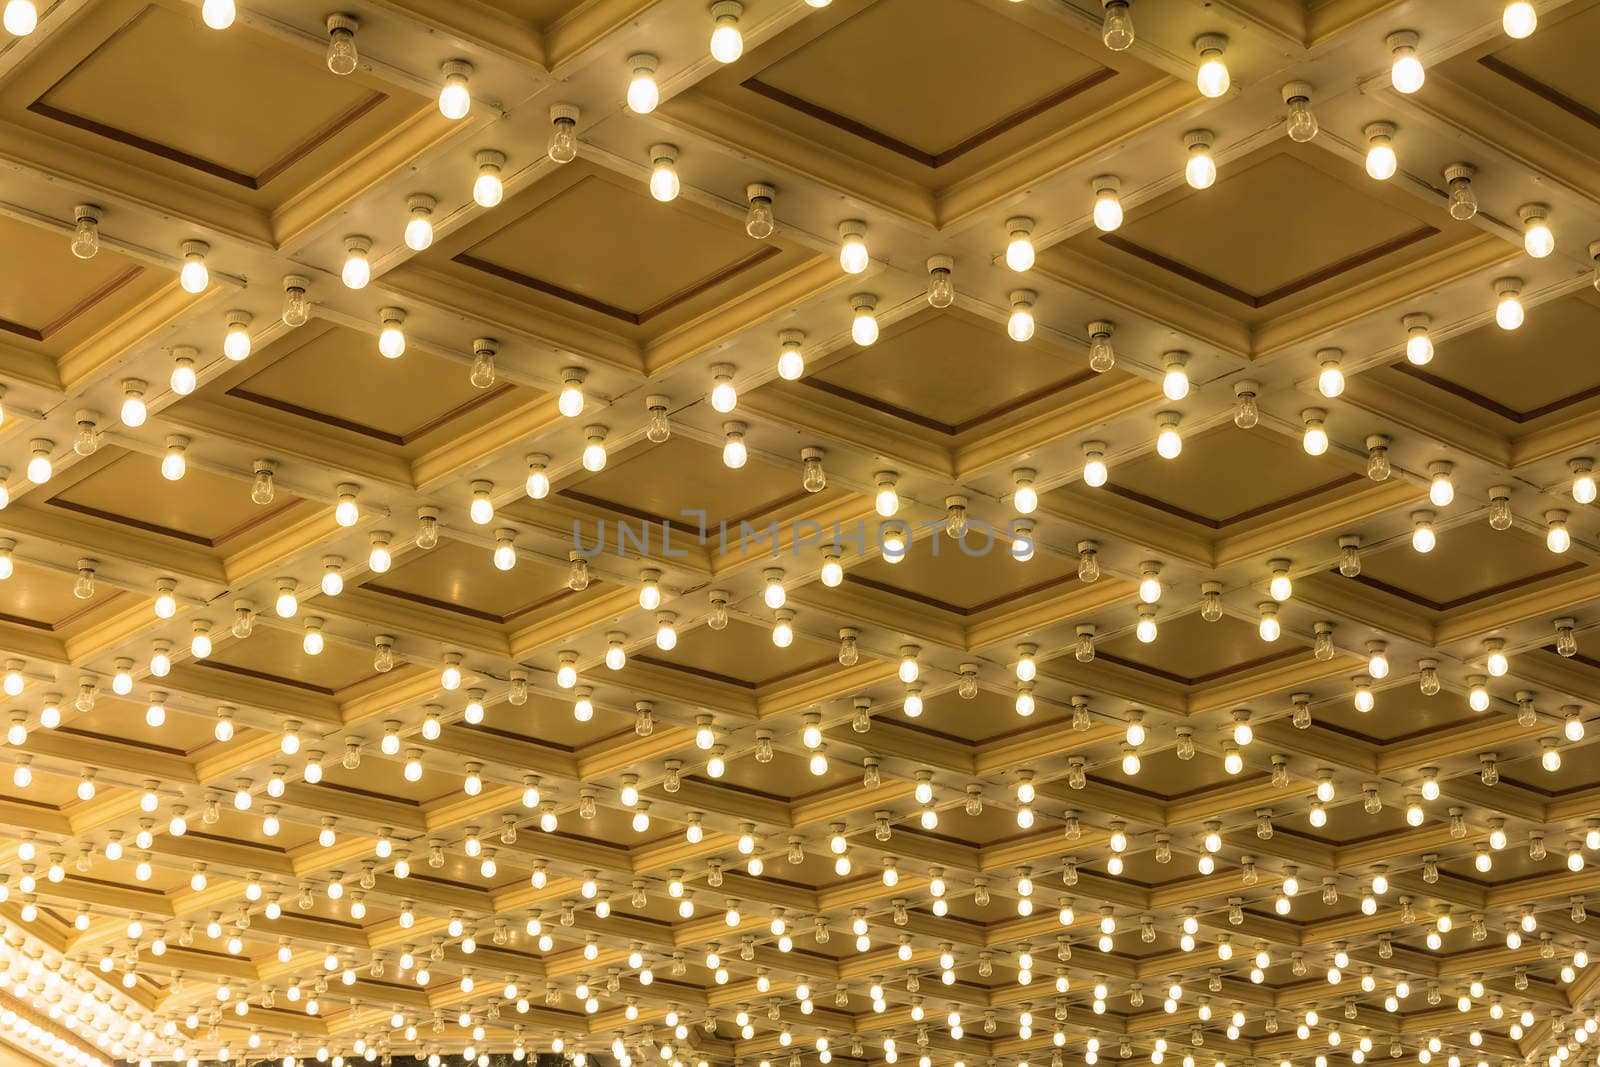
[0,0,1598,1066]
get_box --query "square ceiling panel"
[1348,523,1582,611]
[46,447,301,548]
[1086,746,1245,801]
[213,321,526,454]
[560,437,815,535]
[63,695,221,755]
[0,0,428,208]
[1383,290,1600,428]
[635,619,834,688]
[197,624,378,694]
[1098,613,1305,685]
[477,696,633,751]
[1087,423,1363,528]
[1053,142,1459,324]
[689,748,857,800]
[416,162,811,342]
[1312,686,1505,743]
[845,528,1078,614]
[806,308,1122,433]
[361,538,591,625]
[0,214,166,359]
[748,0,1106,164]
[890,687,1066,744]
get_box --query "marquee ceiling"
[0,0,1598,1066]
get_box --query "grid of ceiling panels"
[0,1,1599,1066]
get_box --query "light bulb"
[1428,464,1454,506]
[438,60,472,119]
[926,254,954,307]
[1547,511,1571,553]
[1504,0,1537,38]
[1302,410,1328,456]
[1572,463,1597,504]
[178,240,209,292]
[1008,291,1035,342]
[378,309,406,359]
[1136,611,1157,643]
[25,441,52,484]
[709,364,737,412]
[1156,414,1182,459]
[1091,175,1122,230]
[160,437,187,481]
[1364,123,1397,180]
[648,144,680,202]
[201,0,233,28]
[1194,34,1230,97]
[468,481,494,525]
[1184,130,1217,189]
[709,0,743,62]
[1258,607,1280,642]
[1317,354,1345,398]
[582,426,608,471]
[838,220,869,273]
[626,53,660,113]
[68,202,100,258]
[1005,217,1035,271]
[473,150,505,207]
[1404,313,1433,364]
[722,423,747,469]
[1521,205,1554,257]
[1412,512,1436,553]
[851,295,878,345]
[170,351,197,394]
[340,236,372,289]
[1389,31,1424,93]
[1283,82,1318,142]
[1161,353,1189,400]
[119,379,147,426]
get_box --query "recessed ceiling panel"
[362,539,584,624]
[846,530,1077,614]
[0,214,161,355]
[1350,523,1582,610]
[639,618,833,688]
[199,625,377,693]
[1099,613,1305,684]
[0,560,122,629]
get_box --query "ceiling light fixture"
[1495,276,1524,329]
[1004,216,1035,271]
[1101,0,1133,50]
[281,274,309,326]
[1183,129,1217,189]
[1161,351,1189,400]
[838,219,869,273]
[160,435,188,481]
[201,0,234,30]
[473,150,506,207]
[1155,412,1182,459]
[1282,82,1318,142]
[1364,122,1397,180]
[170,346,198,394]
[178,239,210,292]
[744,181,776,238]
[1302,408,1329,455]
[1403,313,1433,364]
[1316,348,1345,397]
[3,0,36,35]
[120,378,147,427]
[378,307,406,358]
[1411,509,1436,553]
[1443,163,1477,219]
[470,337,497,387]
[626,52,660,113]
[1007,290,1036,341]
[1193,34,1230,97]
[1519,203,1554,257]
[1082,440,1108,486]
[546,103,580,165]
[1503,1,1536,38]
[25,439,51,483]
[722,421,747,469]
[223,309,252,360]
[647,143,680,202]
[850,293,879,346]
[69,203,100,258]
[708,1,744,62]
[1091,175,1123,230]
[1387,30,1424,93]
[325,14,358,75]
[776,329,806,379]
[438,60,473,119]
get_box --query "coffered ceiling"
[0,1,1599,1066]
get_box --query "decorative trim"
[1390,362,1600,424]
[1102,473,1366,530]
[802,368,1100,436]
[227,382,517,447]
[1342,561,1588,613]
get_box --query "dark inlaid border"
[1479,53,1600,132]
[1095,645,1306,687]
[227,381,517,447]
[1390,362,1600,424]
[1099,472,1366,530]
[802,367,1100,436]
[741,67,1116,168]
[1341,560,1587,613]
[1098,225,1438,309]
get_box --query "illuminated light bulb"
[1495,276,1524,329]
[656,611,678,651]
[820,548,844,587]
[647,143,680,202]
[1366,641,1390,680]
[1091,175,1123,230]
[338,235,372,290]
[1007,290,1036,342]
[581,424,609,471]
[398,193,437,252]
[1520,204,1554,258]
[1268,560,1293,602]
[1161,352,1190,400]
[473,149,506,207]
[2,0,36,35]
[1504,0,1537,38]
[1301,408,1329,456]
[1317,350,1345,397]
[850,293,879,345]
[1137,562,1163,604]
[301,617,324,656]
[625,52,660,113]
[1258,604,1280,642]
[874,471,899,516]
[170,346,198,394]
[898,645,921,684]
[145,694,166,727]
[708,0,743,62]
[468,480,495,525]
[1364,122,1398,180]
[1184,129,1217,189]
[1011,519,1034,561]
[1541,739,1561,772]
[1194,33,1230,97]
[200,0,233,28]
[369,308,407,361]
[838,219,869,273]
[160,435,188,481]
[190,621,212,658]
[928,255,947,308]
[1004,216,1035,271]
[1565,707,1585,741]
[1388,30,1424,93]
[1156,411,1182,459]
[1570,458,1598,505]
[1411,509,1436,553]
[438,59,472,118]
[174,241,213,298]
[1136,607,1158,643]
[1396,313,1436,369]
[117,377,149,427]
[1547,509,1571,553]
